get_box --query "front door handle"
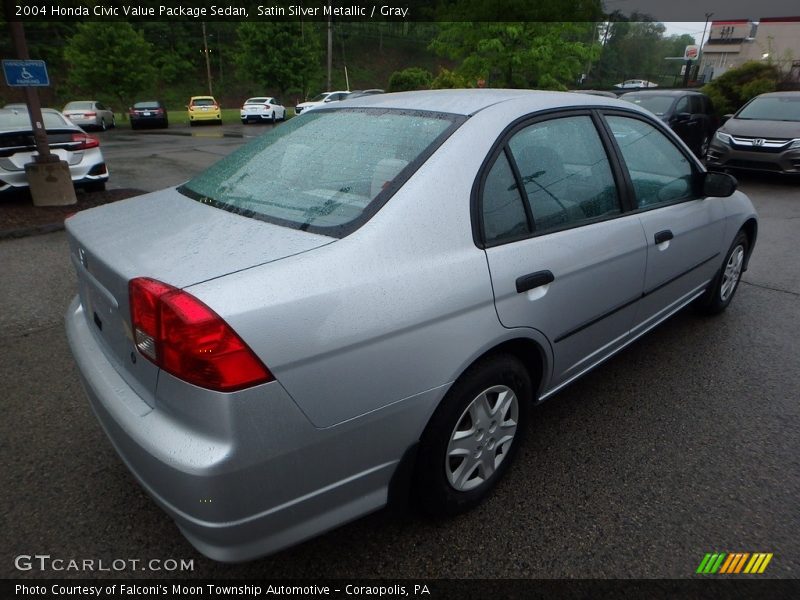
[654,230,674,245]
[516,270,555,293]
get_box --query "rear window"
[0,110,69,129]
[134,101,161,109]
[180,108,462,237]
[621,94,674,116]
[736,96,800,122]
[245,98,268,104]
[64,101,93,110]
[192,98,216,106]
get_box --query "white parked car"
[240,97,286,124]
[295,91,350,115]
[0,107,109,192]
[63,100,116,131]
[614,80,659,89]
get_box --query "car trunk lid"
[66,188,334,404]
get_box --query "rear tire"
[99,118,107,132]
[695,231,748,315]
[412,354,531,516]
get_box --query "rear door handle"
[654,230,674,244]
[516,270,555,293]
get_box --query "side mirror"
[703,171,737,198]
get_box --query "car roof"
[621,89,705,97]
[755,91,800,98]
[328,88,636,116]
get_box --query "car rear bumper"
[240,112,273,121]
[65,296,435,561]
[0,150,108,192]
[189,112,221,122]
[706,141,800,174]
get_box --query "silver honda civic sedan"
[65,90,757,562]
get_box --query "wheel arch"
[740,217,758,270]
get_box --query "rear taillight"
[71,133,100,149]
[129,277,273,392]
[85,111,97,117]
[155,108,164,114]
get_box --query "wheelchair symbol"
[20,67,33,80]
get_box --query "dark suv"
[620,90,718,158]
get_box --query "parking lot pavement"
[96,122,265,192]
[1,174,798,579]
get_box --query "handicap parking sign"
[2,60,50,87]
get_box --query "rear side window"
[507,116,621,234]
[180,108,460,236]
[482,152,529,243]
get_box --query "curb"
[0,221,66,241]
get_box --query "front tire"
[413,354,531,516]
[695,231,748,314]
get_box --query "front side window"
[180,108,460,236]
[606,115,695,209]
[674,97,690,114]
[506,116,621,234]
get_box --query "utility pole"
[699,12,713,81]
[202,22,213,96]
[4,0,75,205]
[327,1,332,91]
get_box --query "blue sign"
[2,60,50,87]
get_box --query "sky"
[662,22,709,45]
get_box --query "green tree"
[388,67,434,92]
[592,16,669,86]
[431,22,598,89]
[431,68,470,89]
[64,23,156,113]
[234,22,322,99]
[701,61,782,116]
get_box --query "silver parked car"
[63,100,116,131]
[0,107,109,193]
[65,90,757,562]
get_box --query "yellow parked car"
[187,96,222,126]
